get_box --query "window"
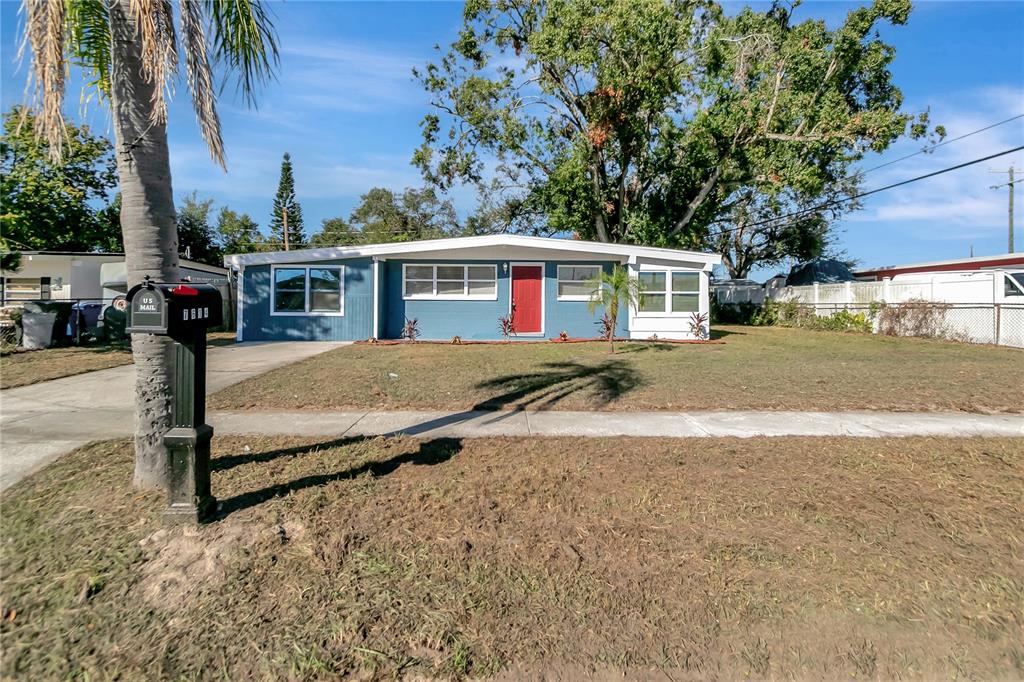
[3,277,47,301]
[271,265,343,315]
[1004,273,1024,297]
[557,265,601,300]
[637,270,700,314]
[402,264,497,300]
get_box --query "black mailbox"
[126,281,222,338]
[125,277,223,525]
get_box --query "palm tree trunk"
[107,0,179,489]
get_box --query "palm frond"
[128,0,177,123]
[65,0,112,99]
[21,0,67,160]
[179,0,225,168]
[205,0,279,106]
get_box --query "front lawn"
[210,325,1023,413]
[1,435,1020,679]
[0,332,236,390]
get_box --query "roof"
[855,252,1024,277]
[223,234,722,268]
[14,251,226,274]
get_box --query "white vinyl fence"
[771,270,1024,348]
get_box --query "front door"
[511,265,543,334]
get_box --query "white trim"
[235,266,244,341]
[633,267,701,317]
[371,258,381,339]
[556,263,602,301]
[401,263,498,301]
[509,262,546,336]
[270,264,345,317]
[225,234,721,269]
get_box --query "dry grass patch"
[0,332,236,390]
[210,326,1023,413]
[2,435,1022,679]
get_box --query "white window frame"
[635,268,701,317]
[401,263,498,301]
[556,264,602,301]
[270,264,345,317]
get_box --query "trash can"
[68,301,104,339]
[21,310,57,349]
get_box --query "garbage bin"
[68,301,104,339]
[21,310,57,349]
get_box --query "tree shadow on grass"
[214,437,463,519]
[472,359,642,410]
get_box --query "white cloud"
[849,85,1024,242]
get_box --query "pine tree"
[270,152,305,249]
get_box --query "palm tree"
[21,0,278,488]
[587,264,643,354]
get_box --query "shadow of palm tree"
[473,359,642,410]
[215,437,463,518]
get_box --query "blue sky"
[1,0,1022,278]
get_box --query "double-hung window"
[557,265,601,300]
[402,264,497,300]
[272,265,344,315]
[637,270,700,314]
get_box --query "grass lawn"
[2,435,1021,679]
[210,325,1023,413]
[0,332,236,390]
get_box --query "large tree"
[269,152,305,249]
[349,186,460,243]
[176,192,221,265]
[217,207,266,255]
[415,0,940,276]
[21,0,278,488]
[310,217,362,247]
[1,106,118,252]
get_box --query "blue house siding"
[241,258,373,341]
[381,259,626,341]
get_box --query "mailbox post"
[127,276,223,524]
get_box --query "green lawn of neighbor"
[1,435,1021,679]
[210,326,1023,413]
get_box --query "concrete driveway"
[0,341,345,491]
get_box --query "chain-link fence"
[780,301,1024,349]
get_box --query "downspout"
[372,257,381,339]
[234,265,245,342]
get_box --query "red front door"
[511,265,543,334]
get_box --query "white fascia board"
[223,234,722,268]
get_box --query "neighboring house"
[0,252,123,303]
[224,235,721,342]
[0,251,229,304]
[855,252,1024,281]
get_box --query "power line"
[859,113,1024,175]
[709,144,1024,236]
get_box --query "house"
[855,252,1024,281]
[224,235,722,342]
[0,251,229,304]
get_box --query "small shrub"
[497,315,516,341]
[558,331,569,342]
[595,313,615,341]
[400,317,420,342]
[711,299,762,325]
[877,299,951,338]
[688,311,709,340]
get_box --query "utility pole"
[990,166,1018,253]
[283,206,289,251]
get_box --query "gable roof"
[223,234,721,268]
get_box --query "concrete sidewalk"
[0,341,346,490]
[210,409,1024,440]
